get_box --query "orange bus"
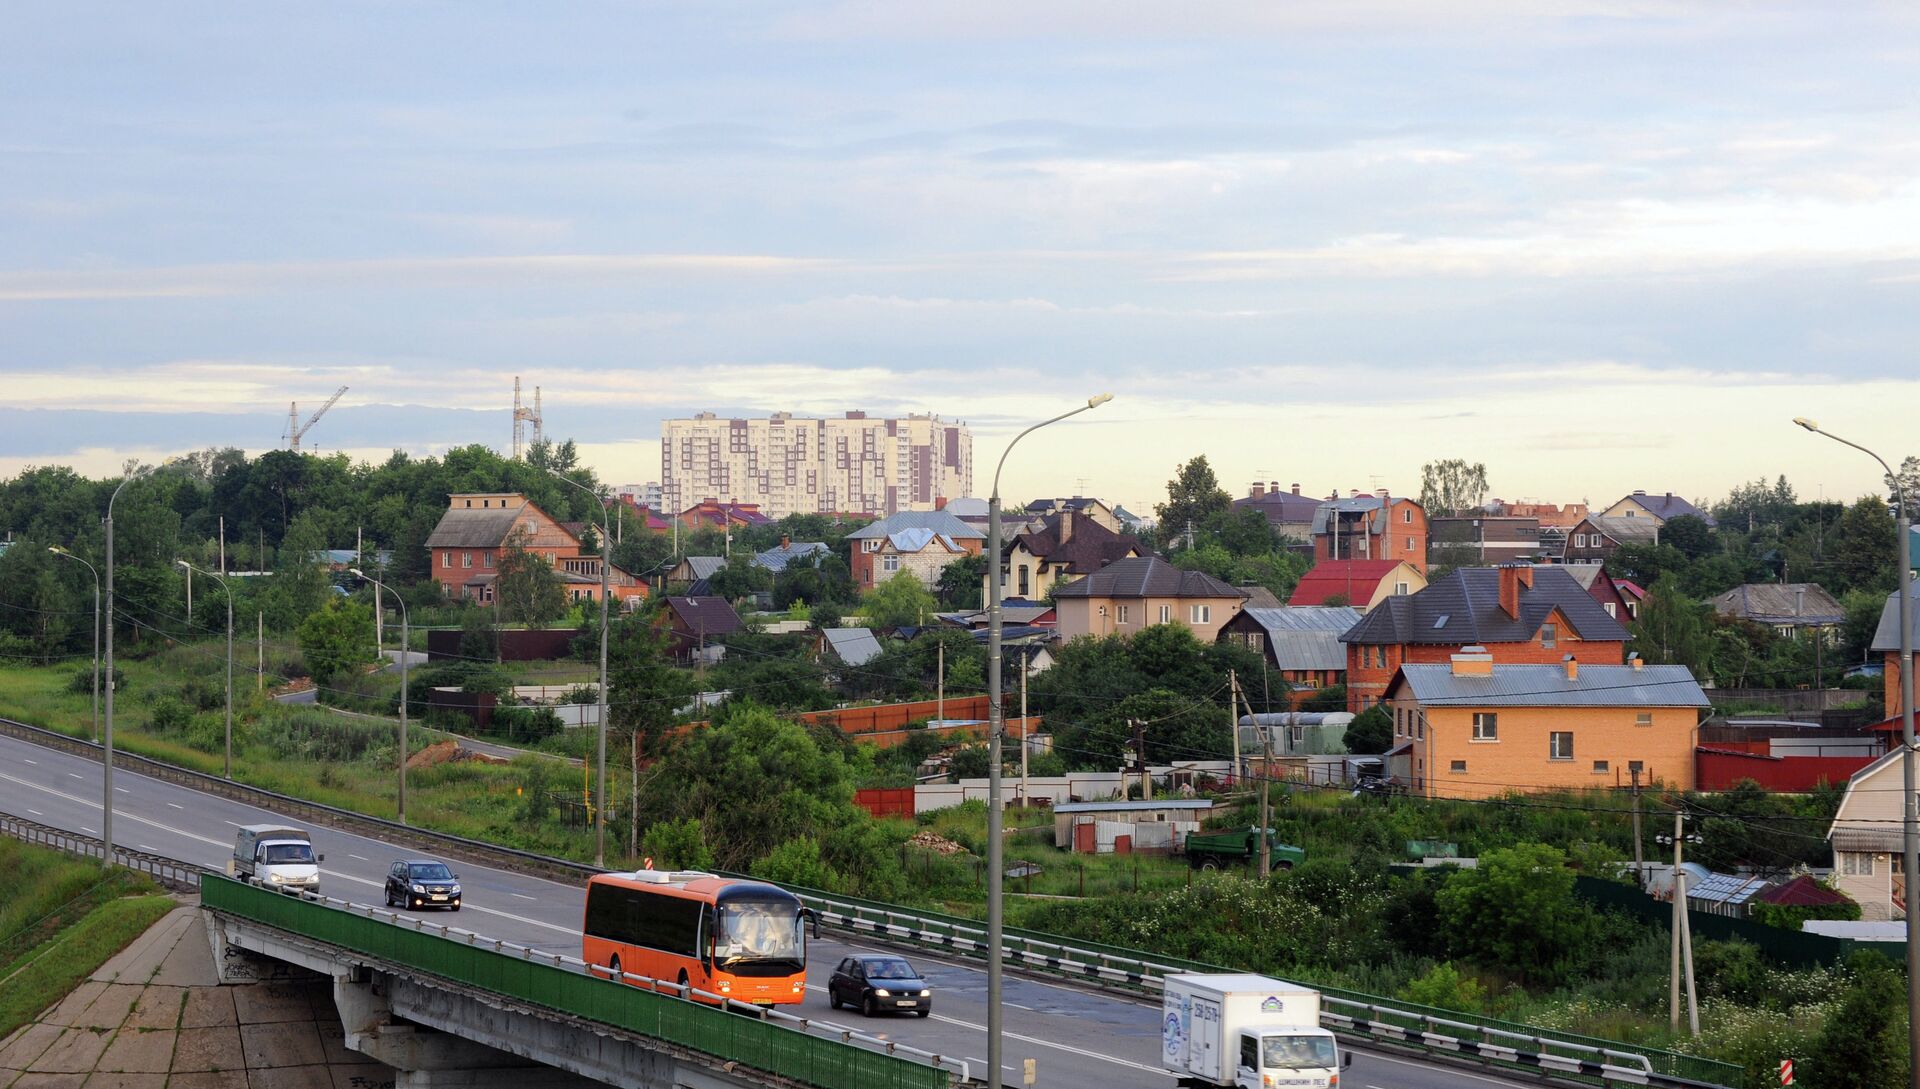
[582,870,808,1006]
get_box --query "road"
[0,730,1537,1089]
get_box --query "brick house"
[1384,651,1707,799]
[674,499,774,532]
[1428,515,1544,566]
[1233,482,1322,543]
[847,510,986,590]
[1549,562,1635,622]
[1312,492,1428,573]
[1216,606,1362,699]
[1338,564,1630,712]
[1287,559,1426,612]
[1562,514,1658,564]
[988,511,1147,603]
[424,493,648,607]
[1601,490,1718,529]
[1051,556,1247,641]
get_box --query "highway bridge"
[0,724,1735,1089]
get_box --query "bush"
[751,837,843,892]
[1434,843,1598,987]
[148,696,192,736]
[639,818,716,871]
[1749,893,1861,931]
[1398,961,1484,1013]
[1805,951,1909,1089]
[67,667,121,695]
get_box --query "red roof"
[1289,560,1407,606]
[1756,875,1849,908]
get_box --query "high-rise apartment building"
[660,411,973,519]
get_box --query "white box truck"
[1162,973,1348,1088]
[230,825,322,893]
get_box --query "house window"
[1018,565,1030,597]
[1549,732,1574,760]
[1604,602,1616,618]
[863,539,881,553]
[442,552,452,569]
[1472,713,1498,742]
[1628,759,1645,780]
[1573,533,1586,548]
[1395,581,1410,596]
[1190,604,1211,624]
[1403,509,1413,523]
[1593,759,1610,774]
[1842,852,1876,876]
[1627,602,1639,620]
[484,552,494,568]
[1405,537,1414,552]
[1541,623,1557,648]
[882,554,901,573]
[1159,605,1171,624]
[1449,760,1467,774]
[1118,605,1131,625]
[1395,712,1403,738]
[462,552,473,569]
[1635,712,1653,727]
[1415,713,1424,740]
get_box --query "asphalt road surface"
[0,730,1544,1089]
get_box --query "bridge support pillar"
[334,975,599,1089]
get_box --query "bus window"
[716,900,805,971]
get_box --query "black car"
[384,859,462,911]
[827,954,932,1017]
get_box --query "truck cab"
[1232,1028,1343,1088]
[231,825,322,893]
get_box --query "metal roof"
[1239,606,1362,633]
[1391,663,1710,708]
[752,541,830,572]
[676,556,726,580]
[1051,556,1245,600]
[1870,585,1920,652]
[846,510,986,541]
[1342,565,1628,646]
[821,627,883,667]
[1265,631,1348,671]
[1684,872,1771,907]
[1582,515,1659,545]
[1712,583,1846,626]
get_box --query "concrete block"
[44,986,109,1029]
[152,926,221,989]
[244,1066,334,1089]
[26,1031,113,1074]
[231,992,310,1028]
[0,1023,65,1071]
[94,912,196,985]
[125,991,186,1032]
[177,993,235,1031]
[163,1070,249,1089]
[237,1025,324,1071]
[325,1065,394,1089]
[169,1030,243,1075]
[74,988,144,1031]
[80,1072,168,1089]
[96,1031,176,1074]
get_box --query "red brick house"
[424,493,649,607]
[1312,492,1428,573]
[1338,564,1630,712]
[674,499,774,532]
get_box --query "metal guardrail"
[0,809,212,891]
[201,875,964,1089]
[1,716,1737,1088]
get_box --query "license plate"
[430,895,447,901]
[898,1000,917,1007]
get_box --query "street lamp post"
[176,561,234,778]
[48,547,100,741]
[548,469,612,869]
[102,461,164,854]
[1795,416,1915,1081]
[350,570,410,824]
[986,392,1111,1089]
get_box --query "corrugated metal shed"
[1266,631,1348,671]
[1392,664,1710,707]
[822,627,883,667]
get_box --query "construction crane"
[285,386,348,452]
[512,376,544,460]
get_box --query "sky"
[3,3,1919,518]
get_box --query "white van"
[231,824,322,892]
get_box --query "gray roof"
[1231,606,1363,671]
[846,510,986,542]
[821,627,883,667]
[677,556,726,580]
[425,507,532,549]
[1551,562,1607,590]
[1870,585,1920,652]
[1618,491,1718,528]
[1239,606,1363,633]
[664,596,742,638]
[752,541,830,573]
[1389,663,1710,708]
[1342,566,1629,646]
[1712,583,1845,626]
[1051,556,1246,601]
[1310,495,1416,536]
[1583,515,1659,545]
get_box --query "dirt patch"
[905,831,968,855]
[406,739,507,770]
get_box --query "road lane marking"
[225,821,243,827]
[22,758,35,765]
[349,854,369,861]
[1361,1052,1544,1089]
[511,894,536,900]
[168,803,184,810]
[930,1014,1175,1076]
[68,773,84,779]
[82,827,97,834]
[115,787,129,794]
[28,809,42,816]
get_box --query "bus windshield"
[715,901,804,967]
[1263,1035,1336,1070]
[261,843,315,864]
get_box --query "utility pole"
[256,612,264,691]
[937,639,945,725]
[1663,809,1701,1036]
[1018,658,1029,809]
[1130,719,1148,800]
[1630,767,1644,888]
[185,563,192,627]
[1229,669,1243,789]
[1238,679,1273,880]
[218,515,225,575]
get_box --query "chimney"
[780,535,791,549]
[934,496,948,510]
[1628,652,1643,672]
[1497,563,1534,619]
[1251,482,1267,499]
[1633,489,1647,496]
[1563,654,1578,681]
[1289,483,1299,495]
[1376,488,1390,500]
[1058,512,1075,543]
[1451,647,1494,676]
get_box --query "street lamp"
[176,560,234,778]
[48,546,100,741]
[1795,415,1915,1078]
[350,569,410,824]
[546,469,612,869]
[986,391,1111,1089]
[103,459,169,854]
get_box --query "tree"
[1631,574,1713,678]
[863,571,939,629]
[937,553,987,609]
[495,529,567,627]
[1828,495,1898,594]
[1418,459,1489,517]
[1343,706,1392,754]
[1886,455,1920,512]
[1658,513,1715,559]
[1434,843,1594,986]
[638,817,715,871]
[607,611,698,757]
[1049,687,1231,769]
[1155,456,1231,544]
[1805,951,1908,1089]
[707,556,772,603]
[297,598,378,687]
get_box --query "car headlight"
[919,989,930,997]
[874,989,891,997]
[449,886,461,895]
[411,884,426,893]
[268,873,283,883]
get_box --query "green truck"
[1181,827,1306,872]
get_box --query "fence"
[201,875,954,1089]
[1574,876,1865,970]
[0,809,210,891]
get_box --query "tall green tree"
[863,571,939,629]
[1417,459,1490,517]
[1828,495,1897,594]
[937,553,987,609]
[495,529,567,627]
[607,611,698,757]
[1434,843,1593,986]
[297,598,378,687]
[1630,574,1712,678]
[1155,456,1232,544]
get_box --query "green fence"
[200,876,949,1089]
[771,876,1740,1087]
[1575,876,1866,970]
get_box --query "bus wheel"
[678,971,691,999]
[608,956,622,982]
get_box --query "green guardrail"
[200,876,948,1089]
[767,878,1740,1088]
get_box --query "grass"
[0,895,175,1039]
